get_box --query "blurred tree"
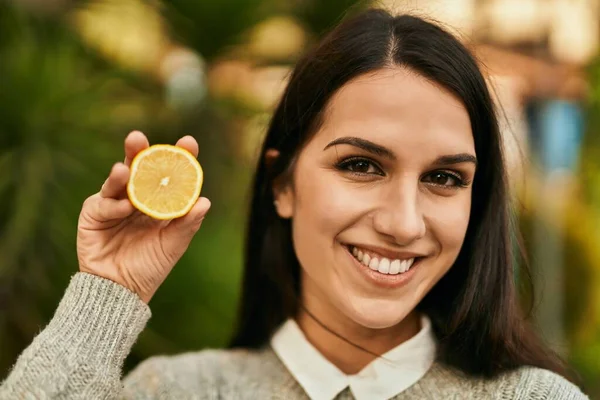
[581,57,600,206]
[162,0,274,60]
[0,1,167,375]
[566,56,600,396]
[289,0,367,36]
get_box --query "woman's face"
[275,68,476,329]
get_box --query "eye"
[422,171,465,188]
[336,157,383,176]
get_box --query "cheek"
[290,167,374,288]
[425,191,472,254]
[293,173,370,237]
[290,170,354,298]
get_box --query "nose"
[372,180,426,245]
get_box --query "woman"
[0,9,589,400]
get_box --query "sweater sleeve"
[0,272,151,400]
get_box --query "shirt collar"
[270,315,437,400]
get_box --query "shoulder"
[414,364,588,400]
[124,347,278,383]
[122,347,300,398]
[499,366,589,400]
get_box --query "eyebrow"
[433,153,478,167]
[323,136,478,166]
[324,137,396,160]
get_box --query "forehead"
[312,67,474,156]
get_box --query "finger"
[165,197,211,239]
[96,197,136,221]
[83,195,135,223]
[175,135,199,158]
[124,130,150,166]
[100,163,130,199]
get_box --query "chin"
[341,297,415,330]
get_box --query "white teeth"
[401,258,415,272]
[369,257,379,270]
[378,258,390,274]
[389,259,401,274]
[349,246,417,275]
[399,260,407,273]
[362,253,371,267]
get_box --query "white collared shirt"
[270,315,437,400]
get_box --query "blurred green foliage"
[0,1,156,369]
[566,56,600,395]
[163,0,272,59]
[581,57,600,207]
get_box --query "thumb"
[164,197,211,245]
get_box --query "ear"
[265,148,294,219]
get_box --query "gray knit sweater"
[0,273,589,400]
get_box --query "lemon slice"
[127,144,203,220]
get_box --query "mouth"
[344,244,424,278]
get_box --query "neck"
[296,303,421,375]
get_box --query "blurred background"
[0,0,599,396]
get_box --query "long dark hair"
[229,8,568,379]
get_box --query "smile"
[348,245,416,275]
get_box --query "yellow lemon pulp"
[127,144,203,220]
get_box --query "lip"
[343,245,422,289]
[344,243,425,260]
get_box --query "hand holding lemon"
[76,131,210,303]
